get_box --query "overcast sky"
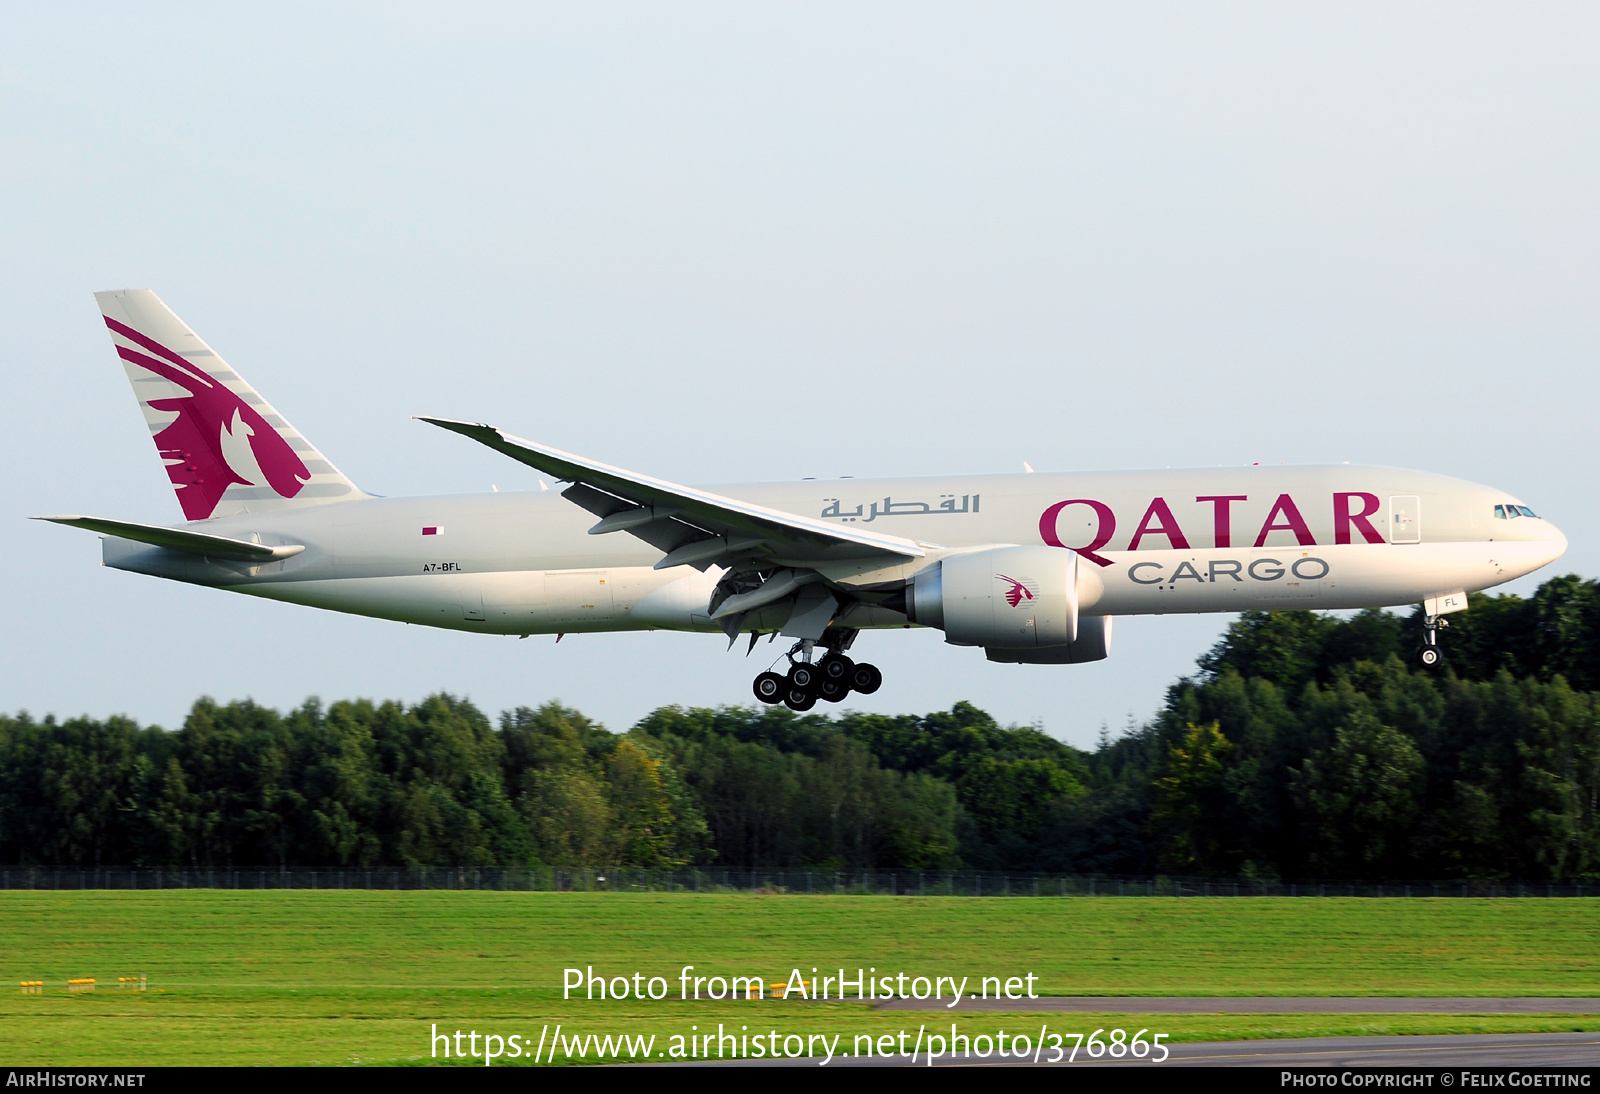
[4,3,1596,746]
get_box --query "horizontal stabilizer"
[34,515,305,562]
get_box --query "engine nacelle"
[986,615,1113,664]
[903,545,1093,649]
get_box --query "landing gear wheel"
[753,672,786,705]
[784,687,818,712]
[850,662,883,694]
[818,677,849,703]
[1416,646,1443,668]
[819,653,854,683]
[788,663,821,693]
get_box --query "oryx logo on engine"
[996,574,1036,608]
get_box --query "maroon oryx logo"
[996,574,1035,609]
[102,316,310,520]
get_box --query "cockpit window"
[1518,505,1538,519]
[1494,505,1506,519]
[1505,503,1521,518]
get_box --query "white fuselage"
[100,464,1567,639]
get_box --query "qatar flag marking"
[423,527,442,536]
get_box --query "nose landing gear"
[1416,613,1448,668]
[752,636,882,710]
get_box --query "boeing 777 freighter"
[40,291,1568,710]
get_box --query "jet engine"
[985,615,1113,664]
[898,545,1101,650]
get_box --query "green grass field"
[2,891,1596,1066]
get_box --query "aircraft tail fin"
[94,289,370,522]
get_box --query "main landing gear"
[752,639,882,711]
[1416,613,1447,669]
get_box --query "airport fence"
[0,867,1595,897]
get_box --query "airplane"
[39,290,1568,711]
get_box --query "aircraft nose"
[1540,522,1570,566]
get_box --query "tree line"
[3,575,1597,879]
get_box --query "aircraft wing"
[35,515,306,562]
[417,417,926,571]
